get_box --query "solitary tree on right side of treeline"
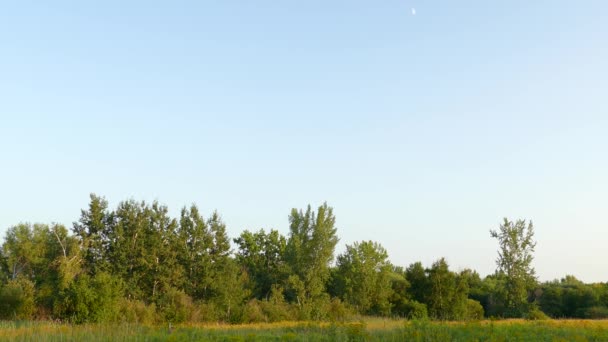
[490,218,537,317]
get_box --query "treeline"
[0,195,606,323]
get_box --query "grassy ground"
[1,319,608,341]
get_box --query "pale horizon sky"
[1,1,607,283]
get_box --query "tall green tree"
[284,203,338,312]
[206,211,234,299]
[176,207,235,302]
[105,199,151,299]
[490,218,537,317]
[2,223,47,281]
[40,224,82,312]
[140,202,183,299]
[72,194,113,275]
[426,258,456,320]
[425,258,474,320]
[405,262,428,304]
[176,204,212,299]
[333,241,392,315]
[234,229,287,300]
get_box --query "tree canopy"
[0,195,606,323]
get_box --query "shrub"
[525,306,550,320]
[326,298,352,322]
[583,306,608,319]
[465,299,484,320]
[156,287,194,323]
[242,299,267,323]
[59,272,124,323]
[118,299,156,324]
[0,277,35,319]
[191,301,221,323]
[257,285,297,322]
[402,300,428,320]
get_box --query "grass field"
[1,319,608,341]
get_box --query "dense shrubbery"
[0,277,35,319]
[0,194,606,324]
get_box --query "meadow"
[1,319,608,342]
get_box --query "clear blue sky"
[1,1,607,282]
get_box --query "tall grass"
[1,319,608,341]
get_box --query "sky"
[1,1,607,282]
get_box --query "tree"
[205,211,235,300]
[72,194,113,275]
[426,258,460,320]
[407,258,474,320]
[333,241,392,315]
[176,204,212,299]
[490,218,537,317]
[0,276,35,319]
[59,272,124,323]
[405,262,428,304]
[2,223,46,281]
[234,229,288,300]
[39,224,83,313]
[104,199,148,299]
[387,266,423,318]
[284,203,338,315]
[139,202,183,299]
[0,249,8,284]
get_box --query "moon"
[411,8,416,16]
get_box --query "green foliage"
[2,223,54,284]
[325,297,352,322]
[191,302,221,323]
[0,195,605,325]
[72,194,112,275]
[387,266,412,318]
[426,258,470,320]
[241,300,267,323]
[538,276,608,319]
[0,276,35,319]
[333,241,393,315]
[59,272,124,323]
[156,287,193,323]
[525,305,550,320]
[465,299,484,320]
[582,306,608,319]
[258,285,297,322]
[285,203,338,309]
[401,299,429,319]
[117,299,156,324]
[490,218,537,317]
[208,258,251,323]
[405,262,428,304]
[234,229,288,300]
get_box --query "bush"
[242,299,267,323]
[191,301,221,323]
[326,298,352,322]
[583,306,608,319]
[118,299,156,324]
[156,287,194,323]
[402,300,428,320]
[465,299,484,320]
[0,277,35,319]
[258,285,297,322]
[306,296,334,321]
[525,306,550,320]
[59,272,124,323]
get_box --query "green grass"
[1,319,608,341]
